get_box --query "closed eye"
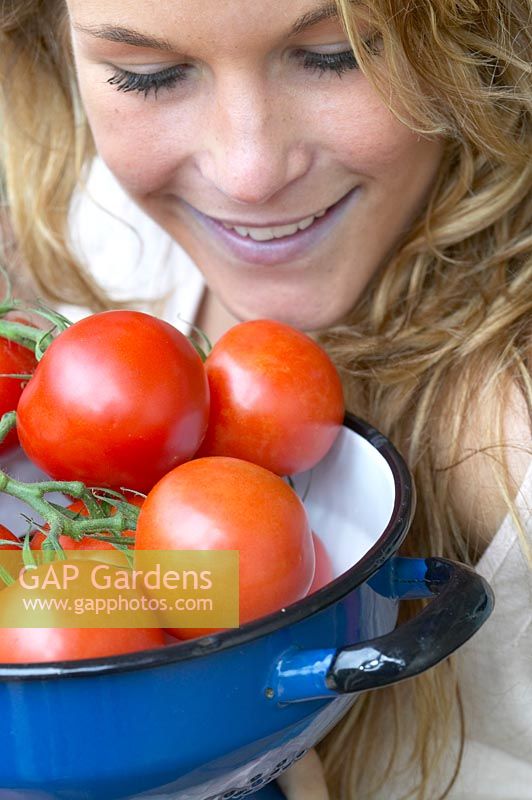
[294,49,359,76]
[106,65,189,98]
[106,44,366,99]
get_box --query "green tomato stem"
[0,318,45,353]
[0,469,140,543]
[22,531,41,566]
[0,389,139,551]
[0,566,15,587]
[0,302,71,359]
[79,490,108,519]
[186,322,213,363]
[0,411,16,443]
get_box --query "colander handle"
[271,557,493,703]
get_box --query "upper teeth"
[222,209,326,241]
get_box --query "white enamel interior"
[0,426,397,580]
[293,426,396,578]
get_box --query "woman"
[0,1,530,798]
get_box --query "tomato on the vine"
[0,563,165,663]
[0,337,36,454]
[196,320,344,475]
[0,524,20,551]
[0,525,22,593]
[16,311,210,492]
[135,456,315,639]
[30,496,143,551]
[0,624,164,663]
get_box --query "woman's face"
[67,0,444,330]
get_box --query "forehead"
[65,0,343,48]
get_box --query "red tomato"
[307,532,334,595]
[0,564,165,663]
[16,311,210,493]
[0,337,36,454]
[30,496,143,551]
[135,456,315,639]
[0,525,22,592]
[196,320,344,475]
[0,623,164,664]
[0,525,21,551]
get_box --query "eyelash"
[298,49,359,77]
[106,49,359,98]
[107,65,187,97]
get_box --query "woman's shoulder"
[64,157,205,325]
[436,376,531,556]
[69,157,184,299]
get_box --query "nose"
[197,73,312,206]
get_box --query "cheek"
[76,65,191,195]
[315,85,441,185]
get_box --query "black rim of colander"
[0,412,414,681]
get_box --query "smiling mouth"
[206,191,353,243]
[180,186,360,267]
[219,208,328,242]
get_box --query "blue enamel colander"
[0,414,493,800]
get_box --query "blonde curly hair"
[1,1,531,798]
[316,2,531,797]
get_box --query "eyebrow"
[72,3,340,52]
[290,3,339,36]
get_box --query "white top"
[448,463,532,798]
[62,157,206,332]
[3,158,532,797]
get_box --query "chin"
[222,294,349,333]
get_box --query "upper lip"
[197,188,355,229]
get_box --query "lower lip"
[185,187,360,267]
